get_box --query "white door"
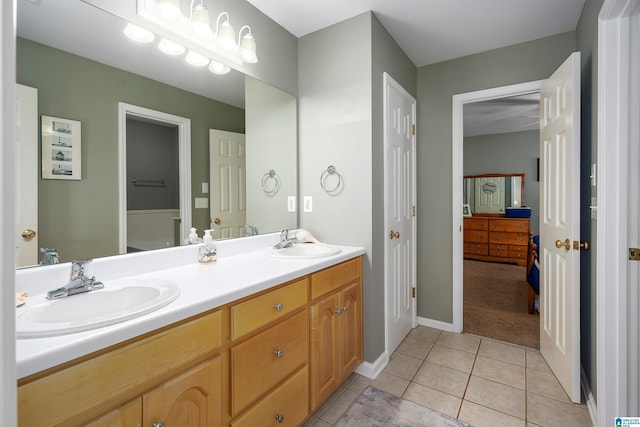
[539,52,581,403]
[384,73,417,355]
[209,129,246,239]
[15,84,38,267]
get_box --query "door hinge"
[412,287,416,298]
[412,205,416,217]
[630,248,640,261]
[411,124,416,135]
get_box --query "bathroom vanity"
[16,234,364,427]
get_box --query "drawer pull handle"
[275,349,284,358]
[275,414,285,423]
[274,303,283,311]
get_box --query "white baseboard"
[417,316,454,332]
[581,366,597,427]
[355,351,389,380]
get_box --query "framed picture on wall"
[41,115,81,180]
[463,203,472,217]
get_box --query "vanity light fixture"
[158,38,186,55]
[237,25,257,63]
[209,60,230,75]
[214,12,236,51]
[156,0,182,20]
[185,50,210,66]
[124,23,155,43]
[190,0,211,37]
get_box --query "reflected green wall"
[17,38,244,262]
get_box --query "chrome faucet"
[46,259,105,300]
[273,228,296,249]
[244,224,258,236]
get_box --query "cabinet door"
[85,398,142,427]
[309,292,341,410]
[143,356,223,427]
[339,282,362,379]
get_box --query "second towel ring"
[320,165,343,194]
[262,169,280,195]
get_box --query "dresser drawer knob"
[275,414,285,423]
[274,349,284,358]
[341,306,348,313]
[274,303,283,311]
[335,308,343,315]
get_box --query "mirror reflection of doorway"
[462,93,541,348]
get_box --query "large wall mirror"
[463,173,525,215]
[16,0,297,267]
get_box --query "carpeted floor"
[463,259,539,348]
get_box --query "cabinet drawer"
[231,366,309,427]
[464,230,488,243]
[489,219,529,232]
[231,310,308,414]
[463,218,488,231]
[311,258,361,299]
[466,243,488,255]
[231,278,308,340]
[489,232,528,245]
[509,246,527,259]
[489,244,509,257]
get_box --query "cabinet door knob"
[152,423,165,427]
[335,308,342,315]
[341,306,348,313]
[274,349,284,358]
[274,303,283,311]
[275,414,285,423]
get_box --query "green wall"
[415,31,576,322]
[17,38,244,262]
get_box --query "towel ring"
[261,169,280,195]
[320,165,342,194]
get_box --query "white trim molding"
[118,103,192,254]
[355,351,389,380]
[451,80,544,333]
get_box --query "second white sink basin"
[16,278,180,338]
[266,243,341,259]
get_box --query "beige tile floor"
[303,326,593,427]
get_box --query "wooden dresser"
[464,216,530,267]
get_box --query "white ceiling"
[17,0,586,136]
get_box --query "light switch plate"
[195,197,208,209]
[202,182,209,194]
[287,196,296,212]
[303,196,313,213]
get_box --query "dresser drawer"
[463,218,488,231]
[231,310,308,414]
[509,245,527,259]
[489,219,529,232]
[231,366,309,427]
[466,243,488,255]
[489,244,509,257]
[489,232,528,246]
[311,258,361,299]
[231,278,308,340]
[464,230,488,243]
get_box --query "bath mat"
[335,386,472,427]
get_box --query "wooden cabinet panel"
[489,218,529,232]
[464,230,488,243]
[231,367,309,427]
[339,282,362,379]
[85,398,141,427]
[231,278,308,340]
[463,218,488,230]
[144,356,223,427]
[489,231,528,245]
[310,258,360,299]
[231,310,308,415]
[310,292,341,409]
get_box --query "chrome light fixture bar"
[137,0,257,67]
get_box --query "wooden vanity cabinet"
[309,258,363,410]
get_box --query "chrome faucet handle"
[70,259,92,280]
[280,228,289,240]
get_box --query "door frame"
[451,80,544,332]
[597,0,639,423]
[383,72,417,357]
[117,103,192,253]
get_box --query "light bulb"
[124,23,155,43]
[156,0,182,20]
[158,38,185,55]
[190,3,211,36]
[209,61,230,75]
[186,50,210,67]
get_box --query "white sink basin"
[265,243,341,259]
[16,278,180,338]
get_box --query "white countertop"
[16,233,365,379]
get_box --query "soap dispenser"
[188,227,200,244]
[198,229,217,263]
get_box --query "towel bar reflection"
[261,170,280,195]
[320,165,343,194]
[131,178,166,188]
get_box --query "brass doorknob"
[574,240,590,251]
[21,229,36,240]
[213,218,221,225]
[389,230,400,239]
[555,239,571,250]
